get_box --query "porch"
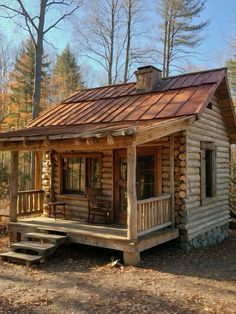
[7,189,179,264]
[10,216,178,265]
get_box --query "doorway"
[114,147,162,224]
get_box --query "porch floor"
[9,217,179,260]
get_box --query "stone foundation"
[179,223,229,250]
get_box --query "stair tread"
[0,251,43,262]
[11,241,55,251]
[24,232,67,240]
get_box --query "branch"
[43,4,81,34]
[16,0,38,31]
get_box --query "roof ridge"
[75,81,135,92]
[165,67,227,80]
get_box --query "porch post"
[170,134,175,227]
[35,152,42,190]
[124,145,140,265]
[9,151,19,222]
[127,145,137,240]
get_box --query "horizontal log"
[187,219,229,241]
[182,211,229,232]
[188,126,229,141]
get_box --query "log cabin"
[0,65,235,265]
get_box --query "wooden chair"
[49,201,66,220]
[86,188,111,223]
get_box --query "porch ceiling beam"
[132,116,195,145]
[0,136,133,152]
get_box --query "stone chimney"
[135,65,162,92]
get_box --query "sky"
[200,0,236,67]
[1,0,236,75]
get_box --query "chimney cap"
[136,65,162,73]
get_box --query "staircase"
[0,230,68,266]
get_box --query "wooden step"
[0,252,43,266]
[23,232,68,245]
[11,241,56,257]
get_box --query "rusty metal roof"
[27,68,227,128]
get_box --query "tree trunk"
[108,0,116,85]
[32,0,46,119]
[124,0,132,83]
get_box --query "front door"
[114,148,162,224]
[114,150,127,224]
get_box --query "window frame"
[60,153,102,197]
[200,142,216,205]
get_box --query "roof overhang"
[0,116,195,151]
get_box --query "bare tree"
[0,0,82,118]
[75,0,123,85]
[157,0,209,77]
[123,0,144,83]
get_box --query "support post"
[170,134,175,227]
[9,151,19,222]
[123,251,140,266]
[127,145,137,240]
[50,150,55,202]
[35,151,42,190]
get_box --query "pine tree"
[4,39,49,129]
[157,0,209,77]
[52,46,83,103]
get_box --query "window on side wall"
[200,142,216,203]
[62,155,101,196]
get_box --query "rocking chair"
[86,188,111,223]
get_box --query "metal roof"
[27,68,227,128]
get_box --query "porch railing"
[137,194,172,236]
[17,189,44,217]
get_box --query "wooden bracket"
[42,136,50,147]
[86,137,98,145]
[107,134,115,145]
[74,138,81,145]
[23,137,29,148]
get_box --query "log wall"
[181,98,230,249]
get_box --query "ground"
[0,231,235,314]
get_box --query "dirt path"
[0,230,235,314]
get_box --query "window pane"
[205,150,213,197]
[136,155,155,200]
[87,158,100,188]
[63,157,85,194]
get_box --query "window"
[136,155,155,200]
[207,102,213,110]
[62,155,101,195]
[201,142,216,202]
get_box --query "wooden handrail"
[137,194,172,236]
[17,189,44,217]
[18,189,44,195]
[137,194,171,205]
